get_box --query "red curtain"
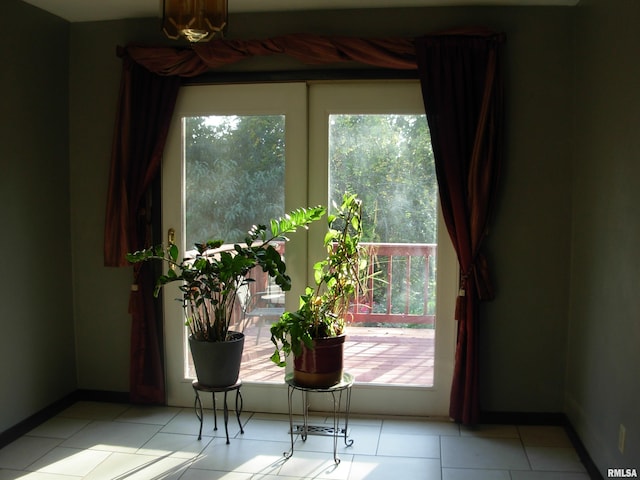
[105,32,503,416]
[416,32,505,424]
[124,34,417,77]
[104,55,181,403]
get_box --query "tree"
[182,112,438,324]
[328,114,437,243]
[184,115,285,247]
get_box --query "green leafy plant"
[270,193,367,366]
[126,206,325,342]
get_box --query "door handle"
[168,228,176,270]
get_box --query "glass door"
[162,83,308,408]
[162,81,456,416]
[308,82,456,415]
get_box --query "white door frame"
[162,81,456,416]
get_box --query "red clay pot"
[293,334,346,388]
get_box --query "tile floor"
[0,401,592,479]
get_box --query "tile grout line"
[516,424,534,473]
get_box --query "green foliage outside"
[183,113,438,326]
[328,114,437,244]
[185,115,285,248]
[329,115,438,323]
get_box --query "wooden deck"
[228,241,437,387]
[238,324,435,387]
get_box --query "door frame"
[162,81,456,416]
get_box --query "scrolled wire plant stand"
[284,372,354,464]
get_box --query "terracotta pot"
[293,334,346,388]
[189,331,244,387]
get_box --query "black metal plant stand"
[192,379,244,444]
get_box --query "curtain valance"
[123,33,417,76]
[120,30,501,77]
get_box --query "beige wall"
[69,18,162,393]
[568,0,640,471]
[0,0,75,433]
[7,0,639,473]
[478,8,574,413]
[68,6,575,410]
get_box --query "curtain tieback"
[455,258,480,321]
[458,263,475,298]
[455,268,472,321]
[456,253,495,320]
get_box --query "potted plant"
[126,206,325,387]
[270,193,367,387]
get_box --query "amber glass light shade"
[162,0,228,43]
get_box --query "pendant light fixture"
[162,0,228,43]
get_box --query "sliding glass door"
[162,81,456,415]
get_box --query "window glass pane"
[184,115,285,247]
[183,114,286,382]
[328,114,437,243]
[329,114,437,387]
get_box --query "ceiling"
[22,0,578,23]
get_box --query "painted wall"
[68,7,575,416]
[478,9,574,413]
[69,18,162,393]
[0,0,75,433]
[0,0,580,437]
[6,0,637,472]
[567,0,640,471]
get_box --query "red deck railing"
[239,241,437,328]
[350,242,437,326]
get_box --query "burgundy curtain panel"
[104,32,503,417]
[416,32,505,424]
[104,55,181,403]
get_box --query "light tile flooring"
[0,401,592,479]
